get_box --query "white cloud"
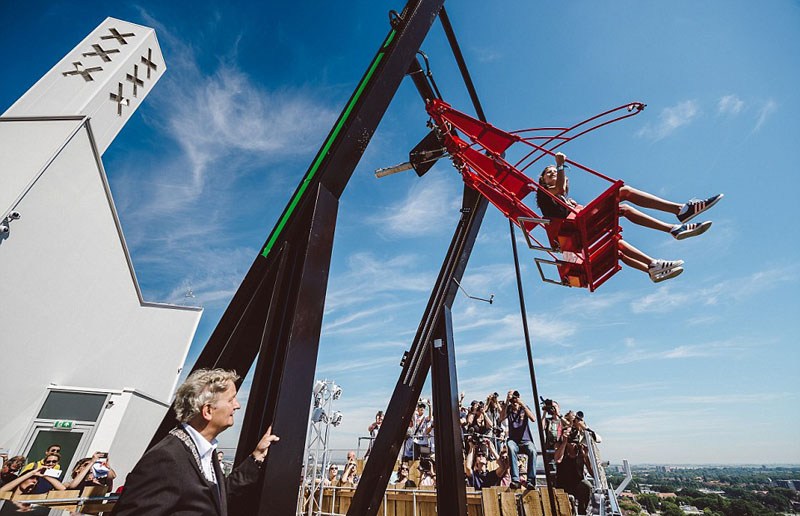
[369,173,461,238]
[115,10,338,307]
[636,100,699,141]
[631,266,796,314]
[717,94,744,116]
[754,99,777,132]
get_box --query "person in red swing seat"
[536,152,723,283]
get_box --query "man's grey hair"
[173,368,240,423]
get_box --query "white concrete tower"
[0,18,201,483]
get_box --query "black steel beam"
[430,307,467,516]
[150,0,448,448]
[348,188,487,515]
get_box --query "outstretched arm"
[0,468,40,494]
[553,152,568,196]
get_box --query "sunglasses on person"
[43,460,59,465]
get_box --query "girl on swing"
[536,153,723,283]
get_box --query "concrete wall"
[0,118,201,454]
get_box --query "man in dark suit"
[113,369,279,515]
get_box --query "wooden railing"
[0,486,116,514]
[300,484,572,516]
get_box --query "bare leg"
[619,186,682,215]
[619,204,675,233]
[618,239,652,273]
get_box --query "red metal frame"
[426,99,644,291]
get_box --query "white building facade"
[0,18,201,482]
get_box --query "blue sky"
[3,1,798,464]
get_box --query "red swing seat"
[524,181,623,292]
[425,98,643,292]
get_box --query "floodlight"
[330,411,343,427]
[331,384,343,400]
[313,380,327,397]
[311,407,327,424]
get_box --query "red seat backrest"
[544,181,624,291]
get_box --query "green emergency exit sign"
[53,421,73,429]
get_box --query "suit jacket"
[112,428,260,516]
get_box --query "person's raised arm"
[554,434,569,463]
[553,152,568,196]
[500,391,513,421]
[41,473,66,491]
[464,442,475,477]
[521,402,536,423]
[0,467,39,494]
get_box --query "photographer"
[417,458,435,487]
[499,390,538,489]
[404,400,432,461]
[66,451,117,490]
[0,464,66,496]
[339,451,359,486]
[464,440,508,490]
[554,415,593,514]
[390,463,416,489]
[541,398,563,477]
[485,393,504,450]
[365,411,383,458]
[465,400,493,456]
[0,455,26,487]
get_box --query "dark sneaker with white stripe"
[671,221,712,240]
[650,266,684,283]
[677,194,724,223]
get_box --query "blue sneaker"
[671,221,712,240]
[677,194,723,223]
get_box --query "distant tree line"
[607,466,799,516]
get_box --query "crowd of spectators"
[0,443,117,499]
[355,388,602,516]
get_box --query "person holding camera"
[417,458,436,487]
[0,464,67,496]
[339,451,359,486]
[541,398,563,477]
[499,390,538,489]
[67,451,117,490]
[554,414,594,514]
[20,444,62,474]
[465,399,493,456]
[0,455,26,487]
[404,400,432,461]
[390,463,416,489]
[365,411,383,458]
[464,440,508,490]
[485,393,504,451]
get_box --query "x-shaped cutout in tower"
[100,27,136,45]
[82,44,120,63]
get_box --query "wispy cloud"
[753,99,777,132]
[636,100,699,141]
[369,173,461,238]
[325,252,434,314]
[630,265,796,314]
[717,94,744,116]
[116,10,337,307]
[613,339,746,365]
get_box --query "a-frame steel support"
[148,1,449,515]
[347,189,487,515]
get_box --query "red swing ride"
[419,99,648,292]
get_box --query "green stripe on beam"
[260,29,396,259]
